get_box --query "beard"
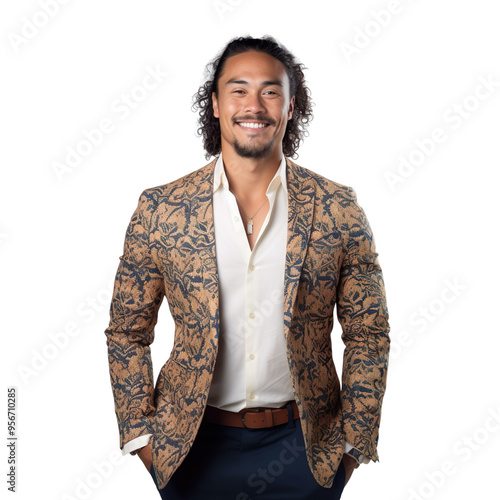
[232,136,275,159]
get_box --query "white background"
[1,1,499,499]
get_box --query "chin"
[233,140,274,159]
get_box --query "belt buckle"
[240,408,263,429]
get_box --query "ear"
[287,95,296,120]
[212,92,220,119]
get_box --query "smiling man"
[105,35,390,500]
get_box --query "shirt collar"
[213,152,288,195]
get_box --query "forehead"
[219,50,289,87]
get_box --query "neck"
[220,145,283,203]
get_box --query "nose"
[244,92,266,114]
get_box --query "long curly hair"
[192,35,314,160]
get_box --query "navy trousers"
[149,402,346,499]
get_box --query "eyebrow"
[225,79,283,87]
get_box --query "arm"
[105,190,165,451]
[336,187,390,463]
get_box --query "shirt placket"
[242,189,278,405]
[223,179,279,406]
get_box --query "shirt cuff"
[121,434,152,456]
[344,441,370,465]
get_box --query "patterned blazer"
[105,157,390,490]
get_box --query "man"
[105,35,390,499]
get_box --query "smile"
[237,122,269,129]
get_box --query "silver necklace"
[232,193,268,235]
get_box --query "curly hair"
[192,35,314,160]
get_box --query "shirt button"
[249,393,255,400]
[249,312,255,319]
[233,216,239,222]
[249,264,255,271]
[249,354,255,360]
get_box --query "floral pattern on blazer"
[105,157,390,490]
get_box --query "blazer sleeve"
[105,190,165,450]
[336,187,390,463]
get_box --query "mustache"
[233,116,275,125]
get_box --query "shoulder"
[288,160,374,246]
[129,159,216,221]
[142,159,216,200]
[286,158,359,209]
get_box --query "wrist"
[343,453,360,468]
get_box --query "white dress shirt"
[206,152,293,410]
[122,152,367,464]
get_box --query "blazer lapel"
[200,166,220,371]
[283,158,316,342]
[182,158,220,373]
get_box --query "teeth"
[239,122,267,129]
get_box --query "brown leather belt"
[203,400,299,429]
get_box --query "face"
[212,50,295,159]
